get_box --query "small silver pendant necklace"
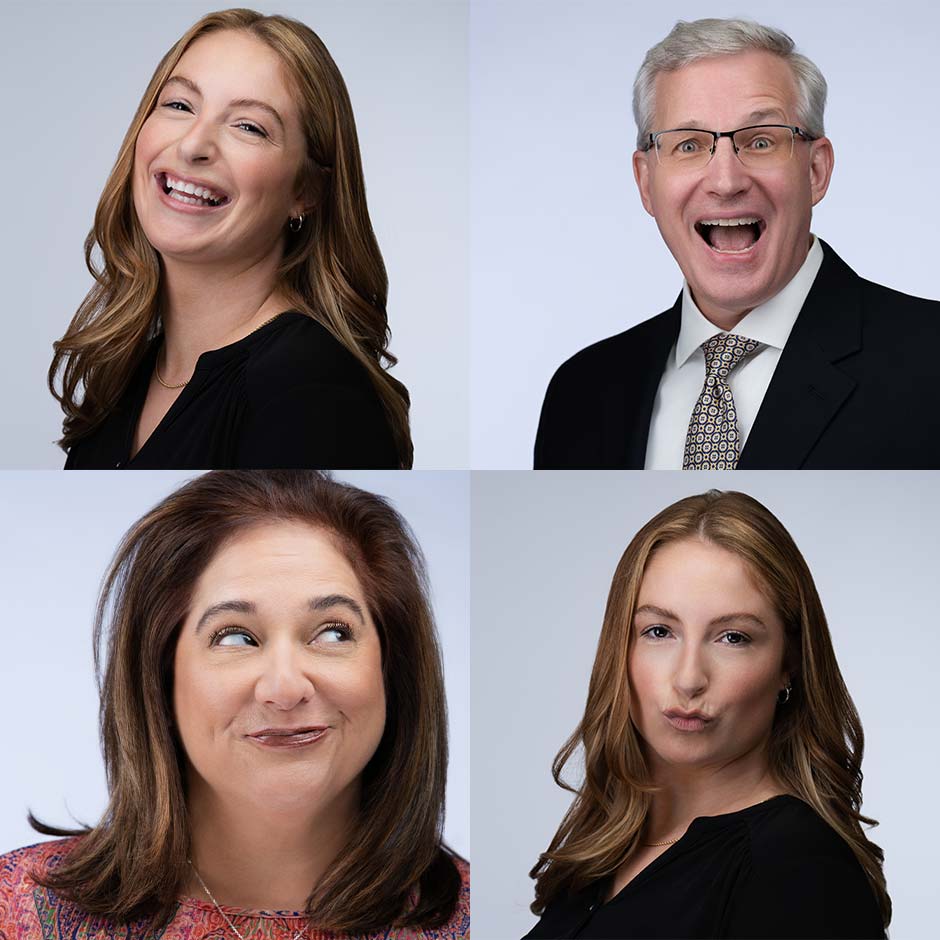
[188,859,307,940]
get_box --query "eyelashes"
[207,623,353,647]
[160,100,267,137]
[639,625,752,646]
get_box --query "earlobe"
[633,150,655,217]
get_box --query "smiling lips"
[154,171,231,211]
[695,216,766,254]
[247,726,329,748]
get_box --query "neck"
[184,776,360,911]
[159,251,290,380]
[644,749,784,843]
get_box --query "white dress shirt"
[644,235,824,469]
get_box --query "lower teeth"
[168,189,217,207]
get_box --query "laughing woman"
[51,9,411,469]
[524,490,888,940]
[0,471,468,938]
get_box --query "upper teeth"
[164,174,224,201]
[699,217,760,226]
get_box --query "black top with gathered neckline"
[63,311,400,469]
[523,794,885,940]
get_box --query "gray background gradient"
[0,470,469,861]
[470,0,940,468]
[0,1,468,468]
[472,470,938,939]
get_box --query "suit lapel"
[610,298,680,468]
[739,240,861,468]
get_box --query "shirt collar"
[675,234,824,367]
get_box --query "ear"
[633,149,656,217]
[808,136,834,207]
[290,165,329,218]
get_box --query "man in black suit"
[535,18,939,469]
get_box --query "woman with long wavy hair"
[0,470,467,938]
[524,490,888,939]
[51,9,412,469]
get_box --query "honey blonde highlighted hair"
[49,8,413,467]
[530,490,890,930]
[29,470,460,932]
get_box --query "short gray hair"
[632,18,827,150]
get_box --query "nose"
[672,641,709,701]
[703,136,752,198]
[254,644,316,711]
[176,116,218,164]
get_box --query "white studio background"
[0,0,468,469]
[471,470,939,940]
[0,470,469,861]
[470,0,940,468]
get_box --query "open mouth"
[156,172,230,209]
[694,217,766,254]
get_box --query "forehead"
[170,30,298,124]
[638,538,774,616]
[653,50,799,130]
[191,521,364,603]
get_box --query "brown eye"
[210,626,256,647]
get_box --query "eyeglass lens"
[654,126,796,168]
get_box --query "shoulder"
[435,856,470,940]
[546,308,677,393]
[725,797,884,938]
[820,241,940,333]
[246,312,375,391]
[0,838,83,937]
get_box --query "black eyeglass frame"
[643,124,818,164]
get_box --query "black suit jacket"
[534,240,940,469]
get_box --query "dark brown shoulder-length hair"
[530,489,890,930]
[49,8,413,467]
[29,470,459,932]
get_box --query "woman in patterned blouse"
[0,471,469,940]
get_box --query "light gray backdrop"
[470,0,940,468]
[0,0,468,468]
[0,470,469,862]
[472,471,938,939]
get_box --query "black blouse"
[64,312,400,469]
[523,795,885,940]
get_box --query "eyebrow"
[195,593,366,634]
[634,604,767,631]
[162,75,285,134]
[672,109,789,131]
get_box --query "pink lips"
[154,173,231,215]
[247,727,329,749]
[664,709,713,732]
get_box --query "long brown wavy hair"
[530,489,890,929]
[29,470,459,932]
[49,9,413,467]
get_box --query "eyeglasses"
[644,124,817,170]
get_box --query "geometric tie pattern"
[683,332,761,470]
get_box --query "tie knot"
[701,332,760,379]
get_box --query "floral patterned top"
[0,839,470,940]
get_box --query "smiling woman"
[50,9,413,469]
[0,471,468,938]
[524,489,887,940]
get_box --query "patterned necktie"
[683,332,761,470]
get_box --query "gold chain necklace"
[188,859,307,940]
[154,311,288,389]
[642,833,684,847]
